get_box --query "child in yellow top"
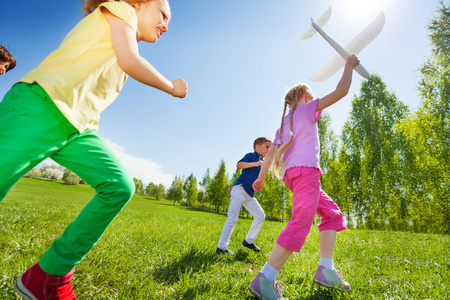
[0,1,188,299]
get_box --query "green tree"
[341,75,408,229]
[329,147,356,228]
[318,111,339,177]
[317,111,351,223]
[24,166,43,178]
[229,168,241,186]
[210,160,229,213]
[133,178,144,194]
[155,184,166,200]
[62,169,81,185]
[197,190,205,209]
[397,2,450,233]
[183,173,198,207]
[200,168,212,210]
[167,176,183,205]
[145,182,157,197]
[258,172,289,222]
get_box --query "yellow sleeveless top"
[19,2,138,132]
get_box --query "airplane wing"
[310,10,386,82]
[300,7,332,40]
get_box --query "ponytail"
[272,101,297,179]
[272,83,313,179]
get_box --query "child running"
[248,55,360,299]
[0,45,16,76]
[0,0,187,299]
[216,137,272,255]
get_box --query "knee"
[323,208,344,221]
[117,176,135,200]
[226,216,238,226]
[116,174,135,200]
[255,210,266,222]
[97,175,135,204]
[319,209,344,229]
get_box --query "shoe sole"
[245,247,261,252]
[14,274,38,300]
[242,244,261,252]
[248,286,277,300]
[314,279,350,291]
[216,250,233,255]
[248,286,264,299]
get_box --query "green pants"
[0,82,135,275]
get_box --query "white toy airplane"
[300,7,385,82]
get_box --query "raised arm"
[316,55,359,111]
[103,10,187,98]
[252,144,276,192]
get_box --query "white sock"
[320,257,334,270]
[261,263,279,282]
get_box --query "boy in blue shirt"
[217,137,272,254]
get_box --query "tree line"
[163,163,293,223]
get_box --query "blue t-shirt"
[234,151,263,197]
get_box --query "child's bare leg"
[315,229,350,291]
[319,229,336,258]
[267,243,293,271]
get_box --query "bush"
[42,166,64,181]
[24,166,43,178]
[63,169,82,185]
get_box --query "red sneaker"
[14,263,77,300]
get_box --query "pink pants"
[276,167,346,252]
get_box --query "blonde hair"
[272,83,314,179]
[80,0,166,16]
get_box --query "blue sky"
[1,0,448,187]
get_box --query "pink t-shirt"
[273,99,323,176]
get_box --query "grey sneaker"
[216,247,233,255]
[313,266,350,291]
[248,272,287,300]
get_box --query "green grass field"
[0,178,449,299]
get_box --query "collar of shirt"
[253,151,263,161]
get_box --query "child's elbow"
[336,89,349,99]
[116,51,141,75]
[117,59,133,75]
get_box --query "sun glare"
[334,0,391,24]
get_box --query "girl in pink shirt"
[249,55,360,299]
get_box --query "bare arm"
[316,55,360,111]
[103,10,187,98]
[252,144,276,192]
[237,161,263,169]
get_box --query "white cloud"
[105,139,174,187]
[39,139,174,187]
